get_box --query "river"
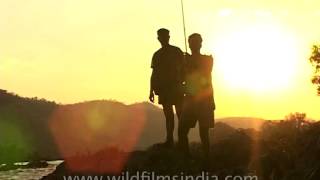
[0,160,62,180]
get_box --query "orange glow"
[49,102,146,173]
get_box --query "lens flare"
[49,101,146,174]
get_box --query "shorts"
[180,95,215,128]
[157,85,184,105]
[158,92,184,105]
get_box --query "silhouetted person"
[178,33,215,160]
[149,28,185,147]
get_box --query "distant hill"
[217,117,266,130]
[0,89,267,162]
[0,89,59,162]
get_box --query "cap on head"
[188,33,202,44]
[157,28,170,37]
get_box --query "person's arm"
[149,70,155,103]
[200,55,213,88]
[177,48,186,83]
[205,55,213,75]
[149,53,157,103]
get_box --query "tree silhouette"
[309,45,320,95]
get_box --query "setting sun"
[215,24,299,92]
[2,0,320,120]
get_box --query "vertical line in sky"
[180,0,188,53]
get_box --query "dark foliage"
[309,45,320,95]
[44,115,320,180]
[0,89,58,163]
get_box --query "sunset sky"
[1,0,320,120]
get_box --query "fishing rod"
[180,0,188,54]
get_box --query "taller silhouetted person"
[149,28,185,147]
[178,33,215,161]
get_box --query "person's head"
[157,28,170,46]
[188,33,202,53]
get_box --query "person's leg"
[200,127,210,171]
[199,124,210,159]
[174,97,183,146]
[162,104,174,145]
[178,119,190,156]
[178,97,193,156]
[174,102,183,121]
[198,100,213,158]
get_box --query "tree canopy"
[309,45,320,95]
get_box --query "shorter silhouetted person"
[178,33,215,160]
[149,28,185,147]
